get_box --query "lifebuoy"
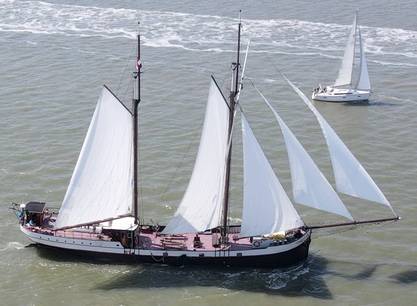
[253,240,261,248]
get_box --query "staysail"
[284,76,393,210]
[55,86,134,229]
[236,40,250,102]
[334,13,357,87]
[254,88,353,220]
[162,77,230,234]
[356,27,371,91]
[240,114,304,237]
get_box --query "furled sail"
[240,115,304,237]
[356,27,371,91]
[55,86,134,229]
[284,76,393,210]
[254,89,353,220]
[162,77,230,234]
[334,13,357,87]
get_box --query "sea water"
[0,0,416,305]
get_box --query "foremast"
[221,13,241,242]
[133,30,141,225]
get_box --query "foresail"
[334,14,357,87]
[356,27,371,91]
[162,77,230,234]
[236,40,250,103]
[284,76,393,210]
[240,115,303,237]
[255,90,353,220]
[55,86,133,229]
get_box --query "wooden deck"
[26,225,264,252]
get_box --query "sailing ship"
[12,19,398,268]
[312,12,371,102]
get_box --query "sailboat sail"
[236,40,250,102]
[334,14,357,87]
[356,27,371,91]
[255,89,353,220]
[284,76,393,210]
[240,115,304,237]
[55,86,134,229]
[162,77,230,234]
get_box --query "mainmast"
[133,28,141,225]
[221,12,241,241]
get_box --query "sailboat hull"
[312,87,370,102]
[20,225,311,268]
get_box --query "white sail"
[284,76,393,210]
[162,77,230,234]
[255,89,353,220]
[55,86,134,229]
[236,40,250,103]
[334,14,357,87]
[240,115,304,237]
[356,27,371,91]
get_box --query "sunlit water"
[0,0,416,305]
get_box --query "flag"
[136,57,142,71]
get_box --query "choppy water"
[1,0,416,305]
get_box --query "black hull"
[34,236,311,268]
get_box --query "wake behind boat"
[12,18,398,268]
[312,11,371,102]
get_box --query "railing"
[28,224,111,242]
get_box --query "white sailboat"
[12,19,398,268]
[312,12,371,102]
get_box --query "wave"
[0,241,25,251]
[0,0,416,67]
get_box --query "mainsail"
[284,76,394,210]
[162,77,230,234]
[334,13,357,87]
[356,27,371,91]
[55,86,134,229]
[254,88,353,220]
[240,115,304,237]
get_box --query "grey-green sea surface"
[0,0,416,305]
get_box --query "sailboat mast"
[133,32,141,225]
[355,26,363,89]
[350,11,358,87]
[221,13,241,240]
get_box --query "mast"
[133,29,141,225]
[355,26,363,90]
[350,11,358,88]
[221,12,241,241]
